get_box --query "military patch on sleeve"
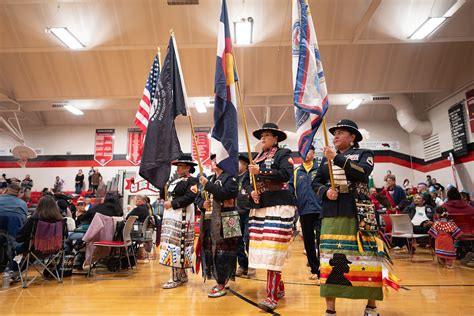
[288,157,294,165]
[367,156,374,166]
[190,185,198,194]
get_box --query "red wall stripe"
[0,151,473,172]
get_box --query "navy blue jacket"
[312,147,374,218]
[289,161,322,216]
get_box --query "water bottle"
[2,269,11,289]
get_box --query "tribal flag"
[135,54,160,134]
[139,37,187,189]
[211,0,239,177]
[292,0,329,160]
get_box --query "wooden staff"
[322,118,335,189]
[157,47,161,69]
[230,48,257,192]
[170,30,208,200]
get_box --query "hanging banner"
[466,89,474,133]
[127,128,145,166]
[192,127,211,167]
[94,129,115,166]
[124,178,160,193]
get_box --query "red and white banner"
[127,128,144,166]
[124,178,160,193]
[192,127,211,166]
[94,129,115,166]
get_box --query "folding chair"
[132,216,156,261]
[87,216,138,278]
[17,219,67,288]
[389,214,434,262]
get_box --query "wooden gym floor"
[1,240,473,315]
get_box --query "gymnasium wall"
[1,98,472,192]
[410,83,474,191]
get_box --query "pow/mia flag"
[139,36,187,190]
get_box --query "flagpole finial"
[170,29,174,36]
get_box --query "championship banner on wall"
[192,127,211,167]
[124,178,160,193]
[94,129,115,166]
[127,128,145,165]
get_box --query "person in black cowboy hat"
[247,122,296,311]
[235,153,256,279]
[160,155,199,289]
[199,153,239,298]
[312,119,382,316]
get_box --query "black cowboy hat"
[329,253,353,266]
[238,153,250,165]
[172,155,198,167]
[253,122,287,142]
[328,119,363,142]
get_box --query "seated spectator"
[0,173,7,189]
[369,188,382,211]
[460,189,473,207]
[429,187,444,207]
[77,192,123,225]
[84,197,93,211]
[0,183,28,223]
[16,195,64,249]
[443,187,474,214]
[20,174,33,191]
[41,187,53,197]
[430,178,445,194]
[53,176,64,193]
[417,182,435,208]
[402,179,410,189]
[75,198,86,221]
[402,194,434,234]
[57,199,72,218]
[126,195,151,222]
[381,175,408,212]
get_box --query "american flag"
[292,0,329,160]
[135,54,160,133]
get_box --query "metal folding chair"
[390,214,434,262]
[131,216,156,261]
[87,216,138,278]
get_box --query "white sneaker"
[364,307,379,316]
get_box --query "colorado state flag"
[212,0,239,177]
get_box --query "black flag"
[139,37,187,189]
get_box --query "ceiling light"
[233,17,254,45]
[408,17,446,40]
[443,0,466,17]
[194,102,207,113]
[346,99,363,110]
[64,105,84,115]
[45,27,85,49]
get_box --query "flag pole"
[322,118,335,189]
[157,47,162,70]
[234,81,257,192]
[229,45,257,192]
[170,30,208,199]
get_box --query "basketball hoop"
[17,158,28,168]
[12,145,36,168]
